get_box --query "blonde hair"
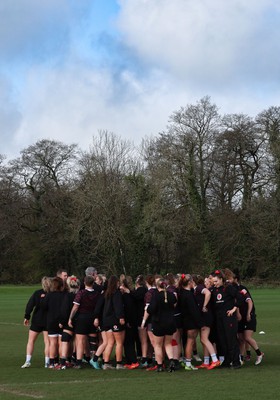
[66,275,80,293]
[41,276,52,293]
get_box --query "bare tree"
[73,131,141,275]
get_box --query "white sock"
[26,355,32,363]
[219,356,225,363]
[211,354,218,363]
[45,357,50,364]
[204,356,210,365]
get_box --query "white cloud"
[12,62,187,159]
[117,0,280,87]
[0,75,22,158]
[2,0,280,162]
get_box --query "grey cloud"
[0,0,90,61]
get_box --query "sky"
[1,0,280,161]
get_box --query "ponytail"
[179,273,193,288]
[156,278,168,303]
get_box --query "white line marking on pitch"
[1,376,152,388]
[0,386,43,399]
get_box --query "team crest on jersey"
[217,293,222,301]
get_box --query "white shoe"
[185,364,198,371]
[192,354,202,362]
[21,362,31,369]
[255,353,264,365]
[103,363,115,370]
[116,364,125,370]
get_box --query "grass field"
[0,286,279,400]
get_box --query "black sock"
[256,349,262,356]
[246,350,251,356]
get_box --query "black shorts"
[238,320,245,333]
[30,324,47,333]
[183,321,199,331]
[174,314,182,329]
[201,311,213,328]
[209,325,218,344]
[152,323,176,337]
[61,324,74,333]
[47,321,63,336]
[104,323,125,333]
[244,315,257,332]
[74,314,97,335]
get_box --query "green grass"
[0,286,279,400]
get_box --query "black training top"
[24,288,48,327]
[211,284,245,317]
[130,286,147,326]
[147,289,177,327]
[102,289,125,327]
[179,288,203,329]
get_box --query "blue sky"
[1,0,280,161]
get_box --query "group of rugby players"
[21,266,264,372]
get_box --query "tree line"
[1,96,280,283]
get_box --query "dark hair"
[50,277,64,292]
[135,274,146,287]
[157,278,166,289]
[122,277,134,291]
[105,275,119,299]
[145,274,155,287]
[213,269,226,282]
[165,273,175,286]
[84,275,94,287]
[233,268,241,282]
[178,273,193,289]
[56,268,67,276]
[192,274,204,285]
[224,268,234,282]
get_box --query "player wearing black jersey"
[21,276,51,368]
[211,270,246,369]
